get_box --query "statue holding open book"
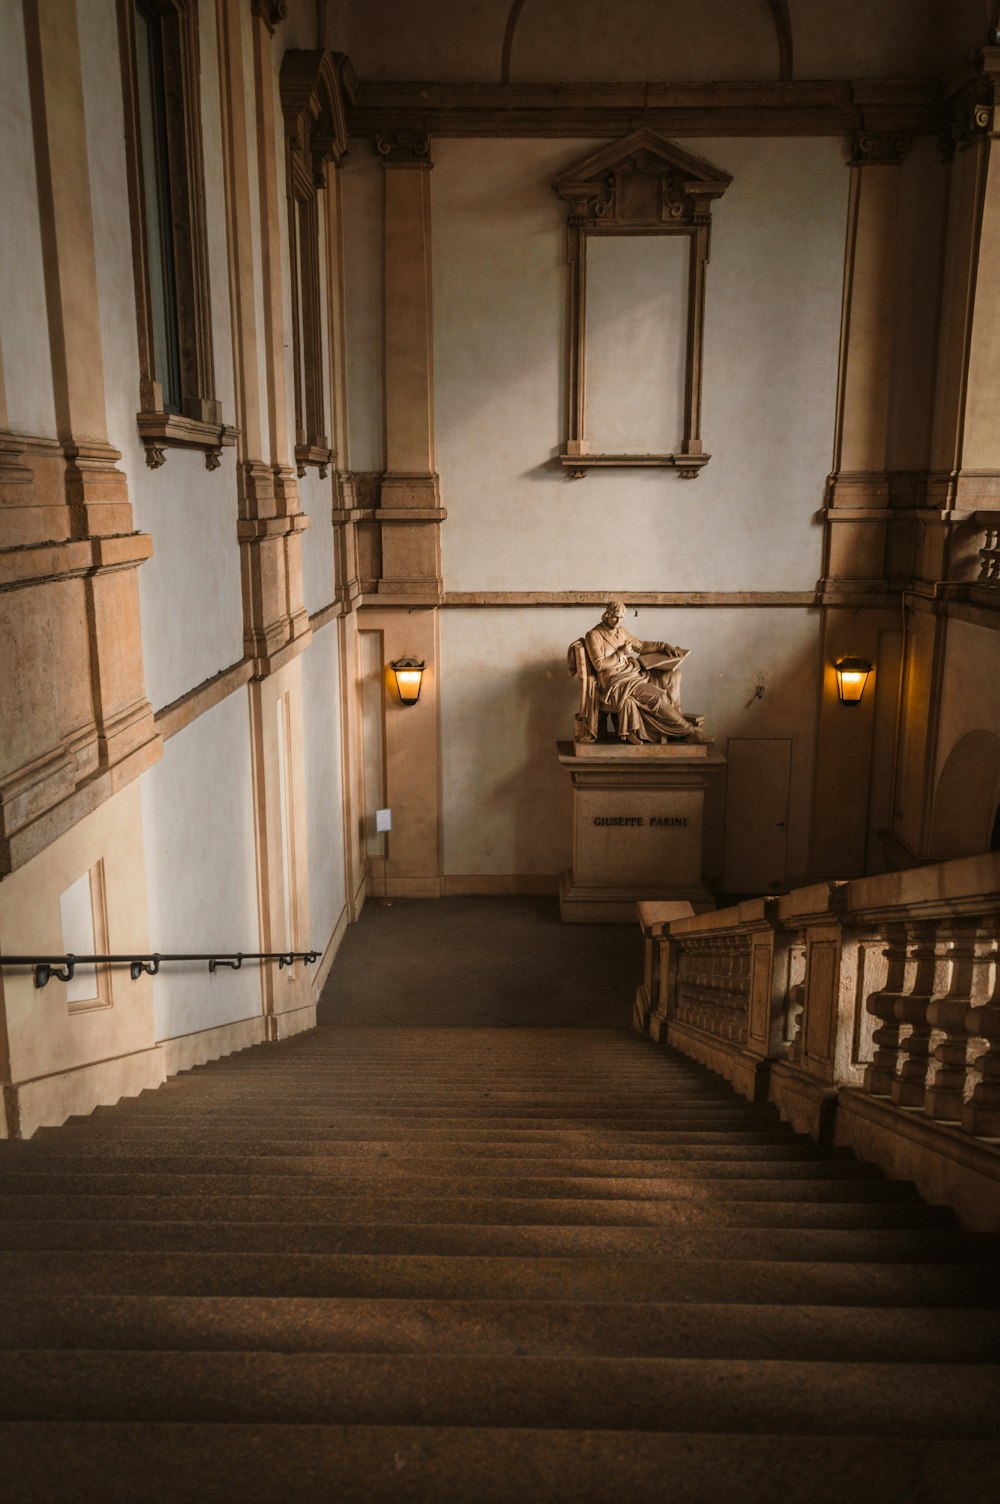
[568,600,708,745]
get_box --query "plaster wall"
[0,2,57,435]
[301,627,348,946]
[933,616,1000,795]
[77,0,246,713]
[432,137,846,593]
[341,150,385,472]
[140,691,262,1042]
[0,780,156,1092]
[301,469,335,613]
[440,606,820,887]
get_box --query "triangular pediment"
[553,129,732,228]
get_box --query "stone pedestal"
[557,739,725,923]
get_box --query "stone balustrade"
[634,852,1000,1228]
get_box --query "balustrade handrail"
[0,950,321,989]
[635,850,1000,1200]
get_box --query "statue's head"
[602,599,627,626]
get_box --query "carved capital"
[375,133,433,168]
[250,0,287,32]
[939,103,994,162]
[850,131,911,167]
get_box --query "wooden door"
[722,737,792,894]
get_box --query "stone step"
[0,1220,988,1264]
[1,1352,997,1435]
[0,1156,886,1181]
[0,1170,919,1200]
[0,1251,990,1305]
[1,1423,996,1504]
[0,1193,949,1228]
[74,1108,773,1126]
[6,1137,854,1161]
[2,1295,996,1364]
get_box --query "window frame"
[118,0,236,469]
[279,51,349,481]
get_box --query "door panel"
[723,737,792,894]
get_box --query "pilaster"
[376,133,445,602]
[924,53,1000,568]
[822,131,910,602]
[225,2,312,676]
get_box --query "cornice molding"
[348,78,946,139]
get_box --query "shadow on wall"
[930,730,1000,859]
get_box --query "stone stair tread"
[0,1171,920,1201]
[0,1147,869,1169]
[9,1131,843,1152]
[0,1424,997,1504]
[0,1193,950,1228]
[8,1022,995,1498]
[0,1221,987,1262]
[0,1158,889,1182]
[1,1352,998,1435]
[0,1250,991,1305]
[2,1296,996,1363]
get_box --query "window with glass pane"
[133,1,182,413]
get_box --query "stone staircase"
[1,1025,998,1502]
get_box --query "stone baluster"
[782,940,807,1061]
[890,921,944,1109]
[864,922,910,1096]
[924,921,982,1121]
[961,927,1000,1137]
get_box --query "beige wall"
[302,624,349,939]
[140,691,263,1041]
[430,137,846,594]
[342,150,385,472]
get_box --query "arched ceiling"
[326,0,988,83]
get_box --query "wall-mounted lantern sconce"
[834,656,873,707]
[390,657,425,706]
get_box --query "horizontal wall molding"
[442,874,559,896]
[440,590,820,608]
[349,78,945,140]
[155,659,254,741]
[309,601,342,633]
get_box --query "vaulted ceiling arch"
[501,0,793,84]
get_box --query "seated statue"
[568,600,707,745]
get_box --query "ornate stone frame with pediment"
[279,51,350,479]
[553,130,732,479]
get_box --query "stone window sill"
[137,413,239,471]
[295,443,333,480]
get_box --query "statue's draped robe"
[584,622,692,742]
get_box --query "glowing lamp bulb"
[390,657,425,706]
[834,657,873,707]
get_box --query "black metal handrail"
[0,951,320,990]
